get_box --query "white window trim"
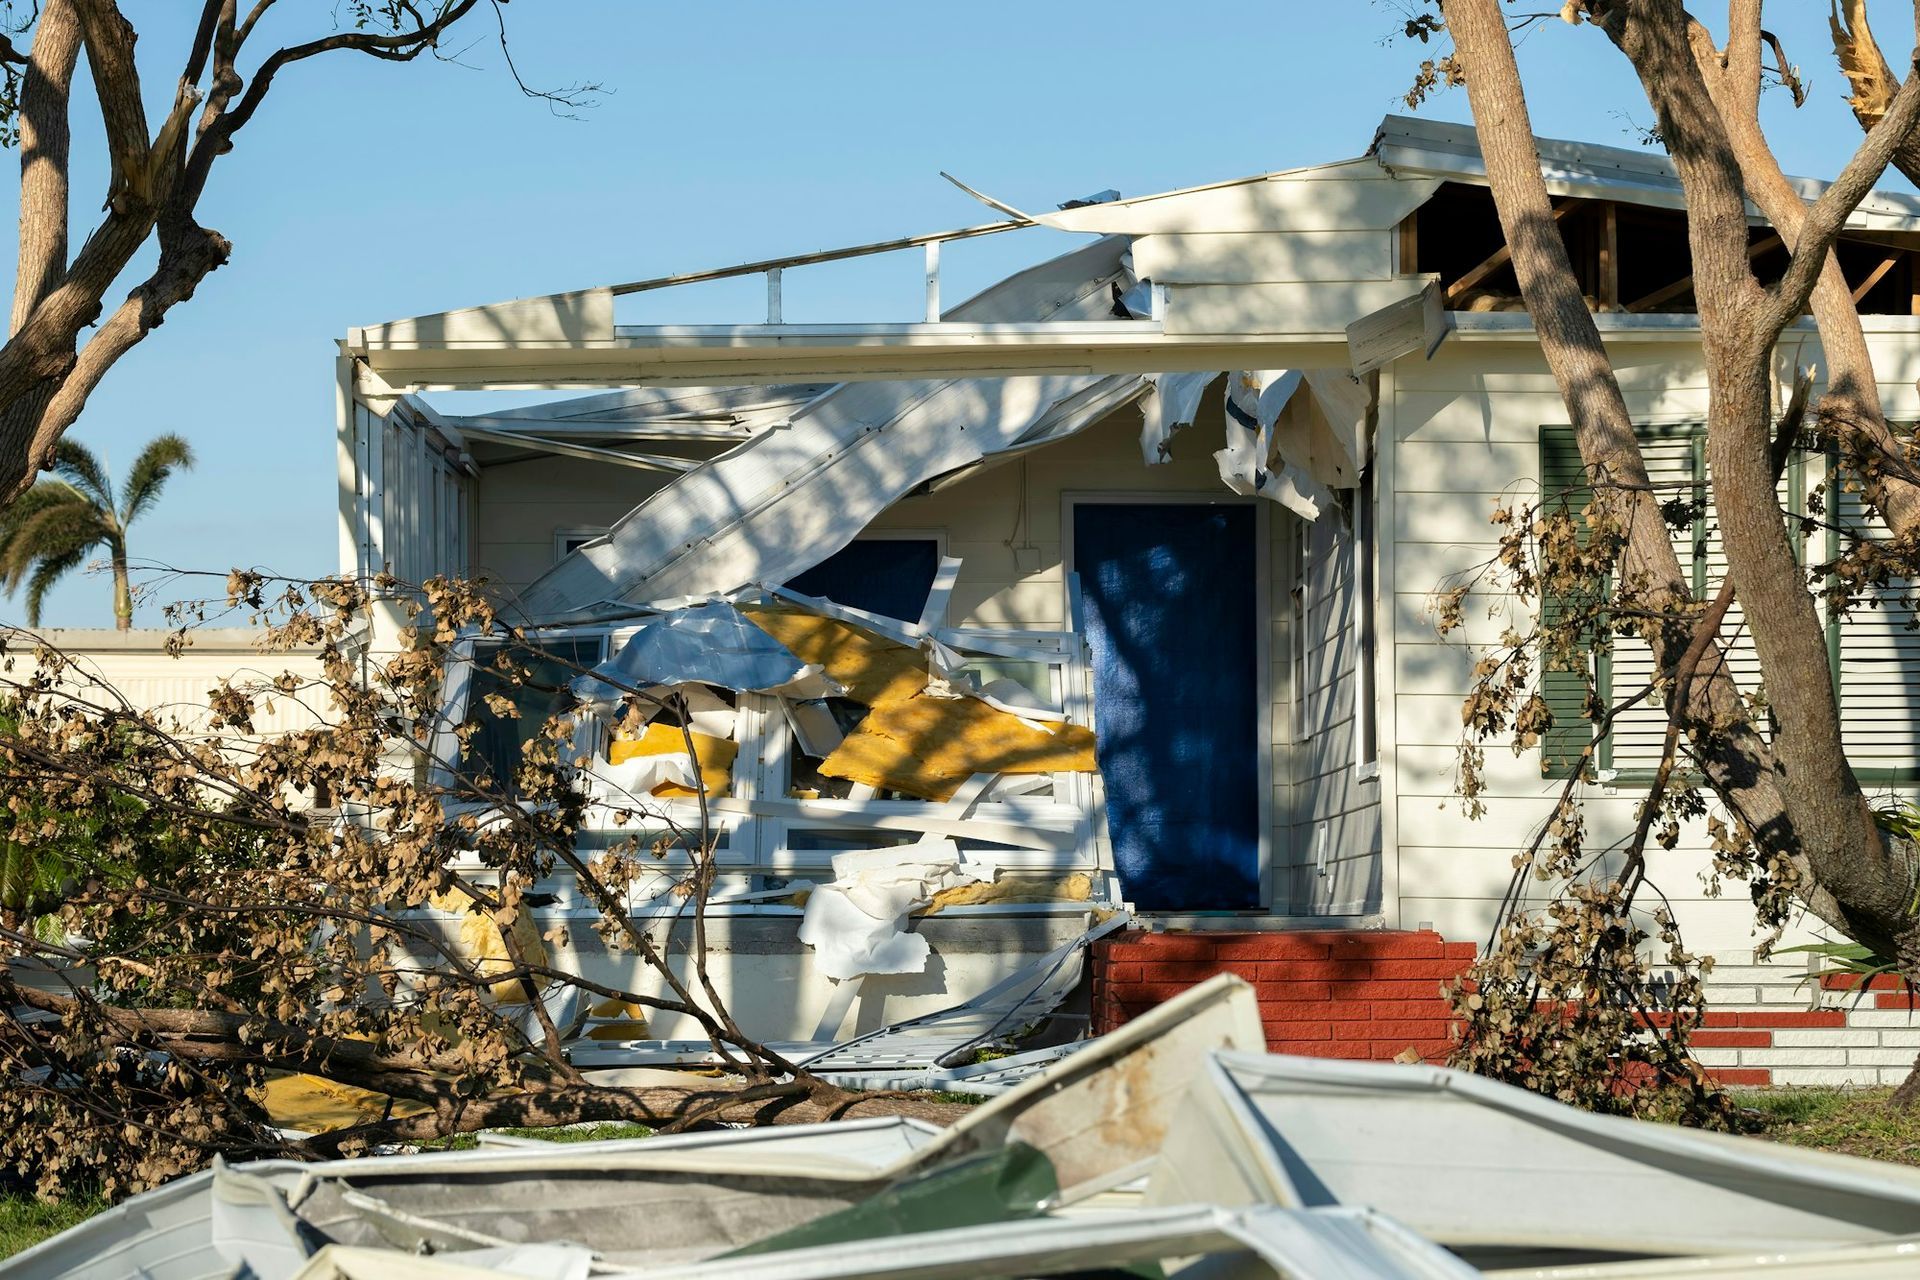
[1353,469,1380,784]
[554,526,610,563]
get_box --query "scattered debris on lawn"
[23,976,1920,1279]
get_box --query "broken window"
[456,635,605,795]
[784,536,942,623]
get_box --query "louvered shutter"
[1539,424,1596,777]
[1834,479,1920,778]
[1604,425,1710,774]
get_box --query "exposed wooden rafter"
[1850,253,1902,303]
[1626,234,1783,313]
[1445,198,1576,305]
[1598,202,1620,310]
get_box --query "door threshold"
[1137,913,1389,933]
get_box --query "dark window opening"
[784,537,942,624]
[458,636,603,795]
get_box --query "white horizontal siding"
[1164,279,1428,337]
[1283,502,1383,917]
[1131,230,1394,284]
[1386,340,1920,989]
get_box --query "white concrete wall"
[34,628,325,740]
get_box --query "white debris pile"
[21,975,1920,1280]
[796,838,984,981]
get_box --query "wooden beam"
[1626,234,1782,313]
[1446,199,1576,305]
[1851,252,1902,303]
[1398,213,1419,275]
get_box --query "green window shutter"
[1539,424,1596,778]
[1832,462,1920,782]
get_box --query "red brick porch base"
[1090,929,1475,1062]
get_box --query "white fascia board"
[356,340,1355,392]
[352,325,1370,391]
[1444,312,1920,341]
[352,319,1165,351]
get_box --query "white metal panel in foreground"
[626,1204,1480,1280]
[1151,1049,1920,1260]
[24,977,1920,1279]
[0,1118,947,1280]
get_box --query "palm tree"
[0,434,194,630]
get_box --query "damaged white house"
[336,115,1920,1088]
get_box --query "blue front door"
[1073,503,1261,911]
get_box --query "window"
[554,527,608,562]
[456,636,605,794]
[1354,466,1379,777]
[783,536,942,624]
[1538,422,1836,779]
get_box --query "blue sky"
[3,0,1904,627]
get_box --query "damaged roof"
[1370,112,1920,230]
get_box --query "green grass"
[0,1192,105,1260]
[1741,1087,1920,1166]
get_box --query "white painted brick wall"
[1845,1048,1919,1066]
[1673,952,1920,1086]
[1771,1068,1870,1086]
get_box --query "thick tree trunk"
[13,0,81,338]
[1439,0,1838,924]
[1592,1,1920,952]
[1685,14,1920,545]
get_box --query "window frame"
[1535,419,1912,784]
[1353,464,1381,783]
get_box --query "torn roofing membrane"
[569,600,827,703]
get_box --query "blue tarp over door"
[1074,503,1260,911]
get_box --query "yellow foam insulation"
[741,605,927,706]
[921,872,1092,915]
[818,694,1099,801]
[259,1072,429,1133]
[608,721,737,798]
[585,995,651,1040]
[428,883,549,1004]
